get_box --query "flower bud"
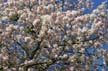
[94,41,101,48]
[62,54,68,59]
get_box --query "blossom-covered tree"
[0,0,108,71]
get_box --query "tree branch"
[29,40,42,59]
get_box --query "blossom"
[24,60,34,65]
[3,56,9,61]
[47,4,54,11]
[8,11,16,17]
[63,16,68,22]
[62,54,68,59]
[20,13,27,20]
[1,16,9,21]
[70,67,74,71]
[66,10,72,17]
[94,41,101,48]
[1,31,10,37]
[95,21,103,28]
[9,24,14,28]
[19,26,24,31]
[92,9,100,14]
[90,14,97,19]
[100,12,105,17]
[68,55,76,62]
[47,29,54,34]
[80,48,85,53]
[75,16,84,22]
[0,0,107,71]
[13,25,19,30]
[38,30,45,38]
[81,27,88,34]
[32,19,40,27]
[71,10,80,16]
[98,2,106,10]
[53,44,58,48]
[17,10,24,15]
[5,26,12,32]
[24,36,31,42]
[16,34,22,41]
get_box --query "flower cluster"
[0,0,108,71]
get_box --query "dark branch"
[29,40,42,59]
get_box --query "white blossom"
[3,56,8,61]
[8,11,16,17]
[24,36,31,42]
[32,19,40,27]
[2,16,9,21]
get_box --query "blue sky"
[84,0,108,13]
